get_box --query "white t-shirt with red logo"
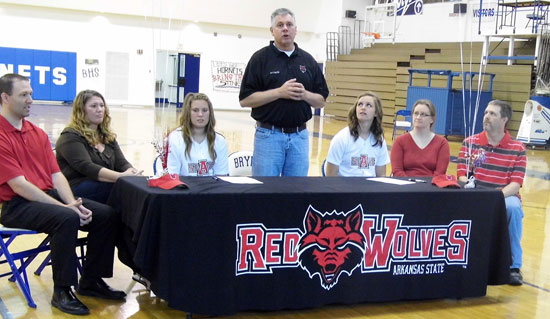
[167,128,229,176]
[326,127,389,177]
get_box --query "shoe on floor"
[51,288,90,315]
[77,278,127,300]
[509,268,523,286]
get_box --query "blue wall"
[0,46,76,102]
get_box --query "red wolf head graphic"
[298,205,366,290]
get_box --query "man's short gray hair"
[271,8,295,26]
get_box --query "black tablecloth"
[109,176,510,315]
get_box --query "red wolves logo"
[235,206,470,285]
[298,205,366,290]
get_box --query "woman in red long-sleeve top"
[391,99,450,177]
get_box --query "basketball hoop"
[363,32,381,39]
[362,32,380,48]
[365,2,397,42]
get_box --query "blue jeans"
[505,196,524,269]
[252,126,309,176]
[73,180,113,204]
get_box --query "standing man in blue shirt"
[239,8,329,176]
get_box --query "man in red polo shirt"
[457,100,526,286]
[0,74,126,315]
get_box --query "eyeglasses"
[413,112,432,118]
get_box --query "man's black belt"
[257,121,307,134]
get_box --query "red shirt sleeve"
[390,135,406,176]
[434,136,450,176]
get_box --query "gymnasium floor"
[1,103,549,319]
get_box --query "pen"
[408,178,427,183]
[212,175,220,181]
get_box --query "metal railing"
[326,20,365,61]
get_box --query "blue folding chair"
[0,227,51,308]
[153,154,164,176]
[34,237,87,276]
[1,215,87,308]
[392,109,412,140]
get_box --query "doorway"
[155,50,200,107]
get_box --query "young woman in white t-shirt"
[325,91,389,177]
[167,93,229,176]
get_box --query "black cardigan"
[55,127,132,187]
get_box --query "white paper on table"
[366,177,415,185]
[218,176,263,184]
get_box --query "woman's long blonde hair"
[178,92,217,161]
[68,90,116,145]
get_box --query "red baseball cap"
[432,174,460,188]
[147,174,188,190]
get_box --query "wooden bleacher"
[325,41,536,136]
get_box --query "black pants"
[73,181,138,273]
[0,190,116,287]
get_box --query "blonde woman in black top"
[56,90,142,204]
[56,89,145,279]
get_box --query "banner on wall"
[0,46,76,102]
[81,58,100,79]
[211,60,245,92]
[472,1,497,21]
[79,58,103,93]
[397,0,423,16]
